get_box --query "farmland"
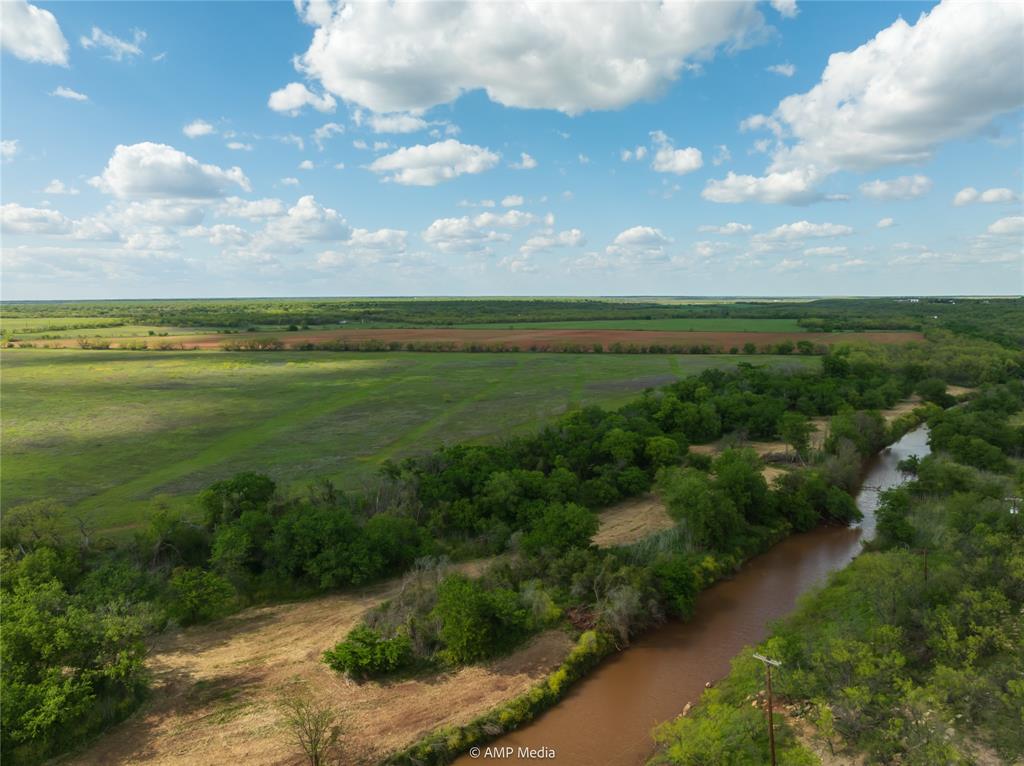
[1,349,817,530]
[451,317,806,332]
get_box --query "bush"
[323,625,414,679]
[521,503,598,555]
[430,575,530,664]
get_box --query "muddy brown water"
[455,427,931,766]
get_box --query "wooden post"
[753,653,782,766]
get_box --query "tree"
[646,436,682,468]
[659,468,745,551]
[200,473,276,528]
[523,502,598,555]
[777,411,813,462]
[430,575,529,664]
[278,693,342,766]
[166,567,234,626]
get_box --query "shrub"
[166,567,234,626]
[323,625,414,679]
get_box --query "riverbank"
[392,427,931,766]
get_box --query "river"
[455,426,931,766]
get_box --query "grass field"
[451,318,806,332]
[2,350,818,531]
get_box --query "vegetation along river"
[456,426,931,766]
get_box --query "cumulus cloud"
[0,0,68,66]
[51,85,87,101]
[268,82,337,116]
[359,112,429,134]
[298,160,314,170]
[260,195,351,246]
[606,225,673,262]
[227,142,253,151]
[702,168,823,205]
[183,119,215,138]
[766,62,795,77]
[80,26,145,61]
[510,152,538,170]
[368,140,499,186]
[422,217,508,254]
[318,227,409,267]
[90,142,251,199]
[803,245,847,256]
[217,197,285,219]
[312,121,344,150]
[501,195,524,208]
[42,179,79,195]
[621,145,648,162]
[649,130,702,175]
[756,220,853,242]
[698,222,751,235]
[291,2,766,115]
[859,175,932,200]
[709,1,1024,203]
[1,203,71,234]
[953,186,1019,206]
[770,0,799,19]
[877,217,895,228]
[1,140,18,160]
[987,216,1024,236]
[520,228,585,255]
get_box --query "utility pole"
[753,653,782,766]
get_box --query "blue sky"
[1,0,1022,299]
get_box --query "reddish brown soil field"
[28,328,924,351]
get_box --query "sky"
[1,0,1022,300]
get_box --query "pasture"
[2,350,818,531]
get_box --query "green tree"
[166,567,235,626]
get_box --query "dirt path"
[63,560,572,766]
[593,493,675,547]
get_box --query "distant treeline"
[4,297,1022,348]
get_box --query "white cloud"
[364,112,429,134]
[501,195,524,208]
[261,195,351,245]
[352,139,368,150]
[756,220,853,242]
[90,142,251,199]
[953,186,1019,206]
[520,228,585,255]
[606,225,673,262]
[217,197,285,219]
[267,82,337,116]
[318,227,409,267]
[987,216,1024,236]
[621,145,649,162]
[711,145,731,166]
[422,216,508,254]
[298,159,314,170]
[184,223,251,247]
[511,152,537,170]
[312,121,344,150]
[877,217,895,228]
[766,63,795,77]
[859,175,932,200]
[51,85,87,101]
[698,222,751,235]
[1,203,70,234]
[372,141,390,152]
[472,210,536,229]
[183,119,215,138]
[702,168,823,205]
[42,179,79,195]
[650,130,702,175]
[227,142,253,151]
[80,26,145,61]
[0,0,68,66]
[1,139,19,160]
[280,177,300,186]
[278,134,305,151]
[368,139,499,186]
[803,245,847,256]
[716,1,1024,204]
[292,2,766,115]
[770,0,799,19]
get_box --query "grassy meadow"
[2,349,818,531]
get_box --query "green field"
[451,318,805,332]
[2,349,817,531]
